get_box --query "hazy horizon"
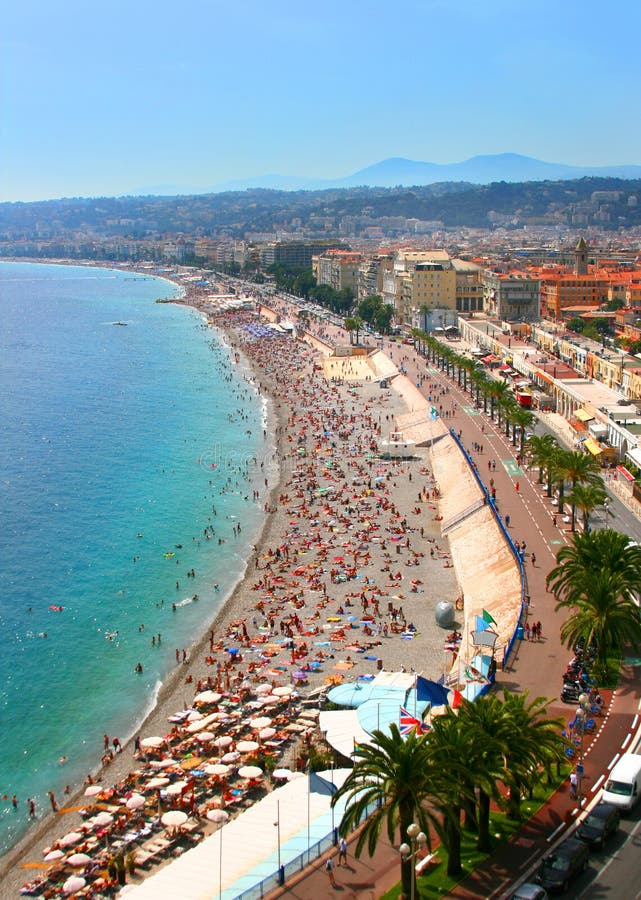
[3,0,640,203]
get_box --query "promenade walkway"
[265,330,641,900]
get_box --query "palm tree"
[555,449,603,529]
[487,380,510,422]
[423,712,477,877]
[455,696,506,852]
[500,690,567,820]
[524,433,558,491]
[547,530,641,681]
[344,316,364,345]
[510,406,536,452]
[567,480,608,533]
[330,725,436,899]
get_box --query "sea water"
[0,262,268,854]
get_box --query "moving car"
[511,884,548,899]
[576,802,620,849]
[536,837,589,892]
[601,752,641,811]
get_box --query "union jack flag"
[399,706,428,736]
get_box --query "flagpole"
[413,672,417,718]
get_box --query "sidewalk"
[266,346,641,900]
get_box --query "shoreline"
[1,264,462,898]
[0,265,281,880]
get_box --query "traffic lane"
[568,808,641,899]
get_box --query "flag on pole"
[481,609,497,626]
[399,706,428,736]
[309,771,337,797]
[415,675,450,707]
[451,689,464,709]
[464,664,489,684]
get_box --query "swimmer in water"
[58,756,68,766]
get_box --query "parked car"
[560,682,582,703]
[511,883,549,899]
[536,837,589,892]
[577,802,620,849]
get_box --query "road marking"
[547,822,566,842]
[462,405,480,416]
[592,774,605,792]
[633,714,639,729]
[622,732,632,749]
[503,459,523,476]
[576,814,641,898]
[607,753,620,770]
[517,852,538,871]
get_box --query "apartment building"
[483,270,540,321]
[314,249,363,294]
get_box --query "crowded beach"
[3,293,514,899]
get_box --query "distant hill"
[170,153,641,196]
[2,177,641,247]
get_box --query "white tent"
[123,769,351,900]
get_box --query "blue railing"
[448,428,527,669]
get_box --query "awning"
[575,408,594,423]
[583,437,603,456]
[625,447,641,469]
[537,371,554,385]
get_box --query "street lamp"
[399,822,427,900]
[574,692,590,805]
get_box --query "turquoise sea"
[0,262,267,854]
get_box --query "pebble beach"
[1,295,462,898]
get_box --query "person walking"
[326,855,337,887]
[338,836,347,866]
[531,552,536,566]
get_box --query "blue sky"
[2,0,640,202]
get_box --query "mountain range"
[136,153,641,197]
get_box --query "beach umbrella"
[92,812,114,827]
[236,740,259,754]
[186,710,203,721]
[272,686,293,697]
[165,780,188,796]
[272,768,292,780]
[221,751,240,763]
[83,784,102,797]
[254,683,272,695]
[186,713,217,733]
[140,736,164,749]
[259,727,276,740]
[125,794,145,811]
[204,763,230,777]
[161,810,188,828]
[44,849,65,861]
[194,690,222,704]
[59,831,84,847]
[214,735,233,749]
[63,875,86,894]
[149,757,176,769]
[196,731,216,742]
[146,776,170,789]
[249,716,272,729]
[67,852,91,868]
[206,808,229,823]
[238,765,263,779]
[261,695,280,706]
[287,771,305,781]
